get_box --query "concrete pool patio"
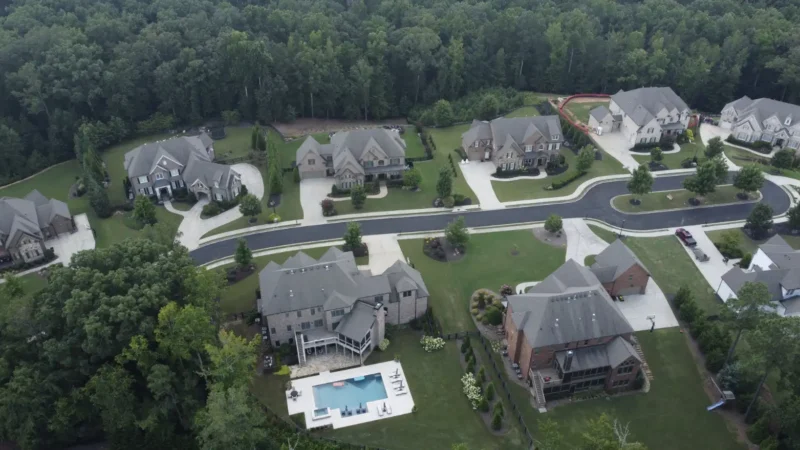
[286,360,415,430]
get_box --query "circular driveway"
[190,173,791,265]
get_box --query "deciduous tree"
[404,167,422,189]
[733,165,765,197]
[746,203,773,239]
[436,167,454,198]
[445,216,470,249]
[720,281,771,370]
[234,239,252,269]
[344,222,363,250]
[682,160,717,198]
[133,194,157,225]
[350,184,367,209]
[544,214,563,233]
[627,165,653,201]
[576,146,595,173]
[704,137,725,158]
[238,194,262,219]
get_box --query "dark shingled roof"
[590,239,649,283]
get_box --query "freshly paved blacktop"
[190,173,791,265]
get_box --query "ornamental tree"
[576,145,595,173]
[238,194,262,219]
[627,164,653,201]
[445,216,470,249]
[133,194,157,225]
[350,184,367,209]
[436,166,454,198]
[544,214,563,233]
[404,167,422,189]
[234,238,252,269]
[650,147,663,162]
[704,136,725,158]
[682,160,717,198]
[733,165,765,196]
[746,203,773,239]
[344,221,363,249]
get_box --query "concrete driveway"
[591,132,640,172]
[49,213,96,264]
[563,218,610,263]
[361,234,406,273]
[677,226,731,295]
[459,161,503,210]
[300,178,336,225]
[614,278,679,331]
[699,123,730,146]
[235,163,265,199]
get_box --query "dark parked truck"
[675,228,697,247]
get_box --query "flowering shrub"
[461,372,483,409]
[500,284,514,296]
[379,338,390,351]
[490,340,504,354]
[420,335,445,352]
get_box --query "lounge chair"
[396,390,408,396]
[391,379,404,384]
[377,407,384,417]
[390,369,401,379]
[386,405,393,415]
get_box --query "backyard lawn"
[510,330,742,450]
[398,230,565,333]
[632,141,705,170]
[505,106,540,118]
[212,126,253,160]
[589,225,721,314]
[612,185,759,213]
[402,126,426,158]
[707,227,800,255]
[217,246,368,315]
[0,272,48,323]
[490,148,628,202]
[269,129,330,169]
[564,100,609,124]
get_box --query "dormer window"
[525,145,532,152]
[155,172,165,180]
[551,135,559,140]
[786,117,792,126]
[170,169,179,177]
[137,176,148,184]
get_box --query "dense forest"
[2,0,800,185]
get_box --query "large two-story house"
[258,248,429,367]
[461,116,563,170]
[606,87,691,147]
[296,128,407,189]
[0,190,74,265]
[719,235,800,316]
[720,97,800,150]
[504,259,643,407]
[124,132,242,201]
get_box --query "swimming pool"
[313,373,388,412]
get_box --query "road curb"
[326,205,481,223]
[199,237,346,268]
[197,221,303,248]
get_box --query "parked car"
[675,228,697,247]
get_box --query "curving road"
[190,173,791,265]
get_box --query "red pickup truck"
[675,228,697,247]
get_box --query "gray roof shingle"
[611,87,690,126]
[590,239,648,282]
[728,97,800,126]
[590,105,612,121]
[0,191,71,241]
[334,301,377,341]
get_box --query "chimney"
[564,350,574,372]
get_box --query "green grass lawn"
[722,145,800,181]
[707,228,800,255]
[505,106,540,118]
[584,254,596,266]
[632,141,705,170]
[0,272,48,323]
[317,331,529,450]
[270,129,330,169]
[217,246,368,315]
[93,206,183,249]
[564,100,609,124]
[398,230,565,333]
[589,225,721,314]
[612,185,758,213]
[403,126,427,158]
[213,127,253,160]
[513,330,743,450]
[491,148,628,202]
[169,201,194,211]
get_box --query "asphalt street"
[190,173,790,265]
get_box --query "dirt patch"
[569,97,611,104]
[422,237,466,262]
[532,228,567,249]
[272,118,408,138]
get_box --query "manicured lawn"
[202,170,302,239]
[514,330,743,450]
[589,225,721,314]
[584,254,596,266]
[564,100,609,124]
[269,129,330,169]
[722,145,800,181]
[92,206,183,249]
[217,246,368,315]
[491,148,628,202]
[0,272,48,323]
[505,106,540,118]
[707,228,800,255]
[632,141,705,170]
[403,126,427,158]
[169,201,194,211]
[320,331,529,450]
[398,230,565,333]
[612,185,759,213]
[213,126,253,160]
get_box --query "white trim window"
[155,172,165,180]
[137,176,148,184]
[170,169,179,177]
[525,145,532,152]
[215,193,223,201]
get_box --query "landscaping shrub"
[726,135,773,153]
[704,347,726,373]
[443,195,455,208]
[466,358,475,374]
[420,335,445,352]
[453,193,471,206]
[484,307,503,326]
[633,371,645,390]
[329,185,350,197]
[500,284,513,296]
[477,366,486,385]
[202,202,222,217]
[740,252,752,269]
[547,171,586,190]
[631,141,662,151]
[493,167,541,178]
[485,382,495,401]
[0,249,58,275]
[460,337,471,354]
[378,339,390,351]
[470,307,479,316]
[492,401,504,417]
[267,212,281,223]
[478,395,489,413]
[320,198,336,217]
[491,409,503,430]
[461,372,482,410]
[680,157,698,168]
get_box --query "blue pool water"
[313,373,388,412]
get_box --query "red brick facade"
[602,264,649,296]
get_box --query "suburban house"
[124,132,242,201]
[606,87,691,147]
[0,190,74,265]
[718,235,800,316]
[590,239,650,296]
[461,116,563,171]
[258,248,429,366]
[296,128,407,189]
[720,96,800,150]
[587,105,621,134]
[504,259,642,406]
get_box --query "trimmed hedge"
[547,171,586,190]
[726,135,772,153]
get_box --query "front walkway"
[175,163,264,250]
[591,132,640,172]
[459,161,504,210]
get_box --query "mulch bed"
[422,237,465,262]
[456,338,511,436]
[648,161,669,171]
[268,193,282,208]
[629,198,641,206]
[545,164,569,176]
[532,228,567,248]
[226,265,256,284]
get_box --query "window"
[274,340,280,346]
[155,172,164,180]
[378,160,385,166]
[270,327,276,334]
[332,309,345,317]
[617,366,634,375]
[402,290,412,297]
[525,145,532,152]
[647,128,654,133]
[538,144,544,150]
[309,158,315,165]
[374,295,383,302]
[583,340,589,345]
[364,161,374,168]
[564,343,569,348]
[551,135,559,140]
[297,310,302,318]
[311,308,315,315]
[286,325,292,331]
[170,169,179,177]
[215,193,222,201]
[390,158,400,165]
[628,274,633,281]
[301,322,311,330]
[554,143,560,150]
[137,176,148,184]
[314,319,323,327]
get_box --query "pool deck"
[286,360,415,429]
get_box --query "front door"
[484,150,490,160]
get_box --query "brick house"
[590,239,650,296]
[504,260,643,407]
[258,248,428,370]
[460,116,563,170]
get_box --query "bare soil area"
[272,117,408,138]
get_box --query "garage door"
[301,170,326,179]
[616,285,646,296]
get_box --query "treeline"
[2,0,800,186]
